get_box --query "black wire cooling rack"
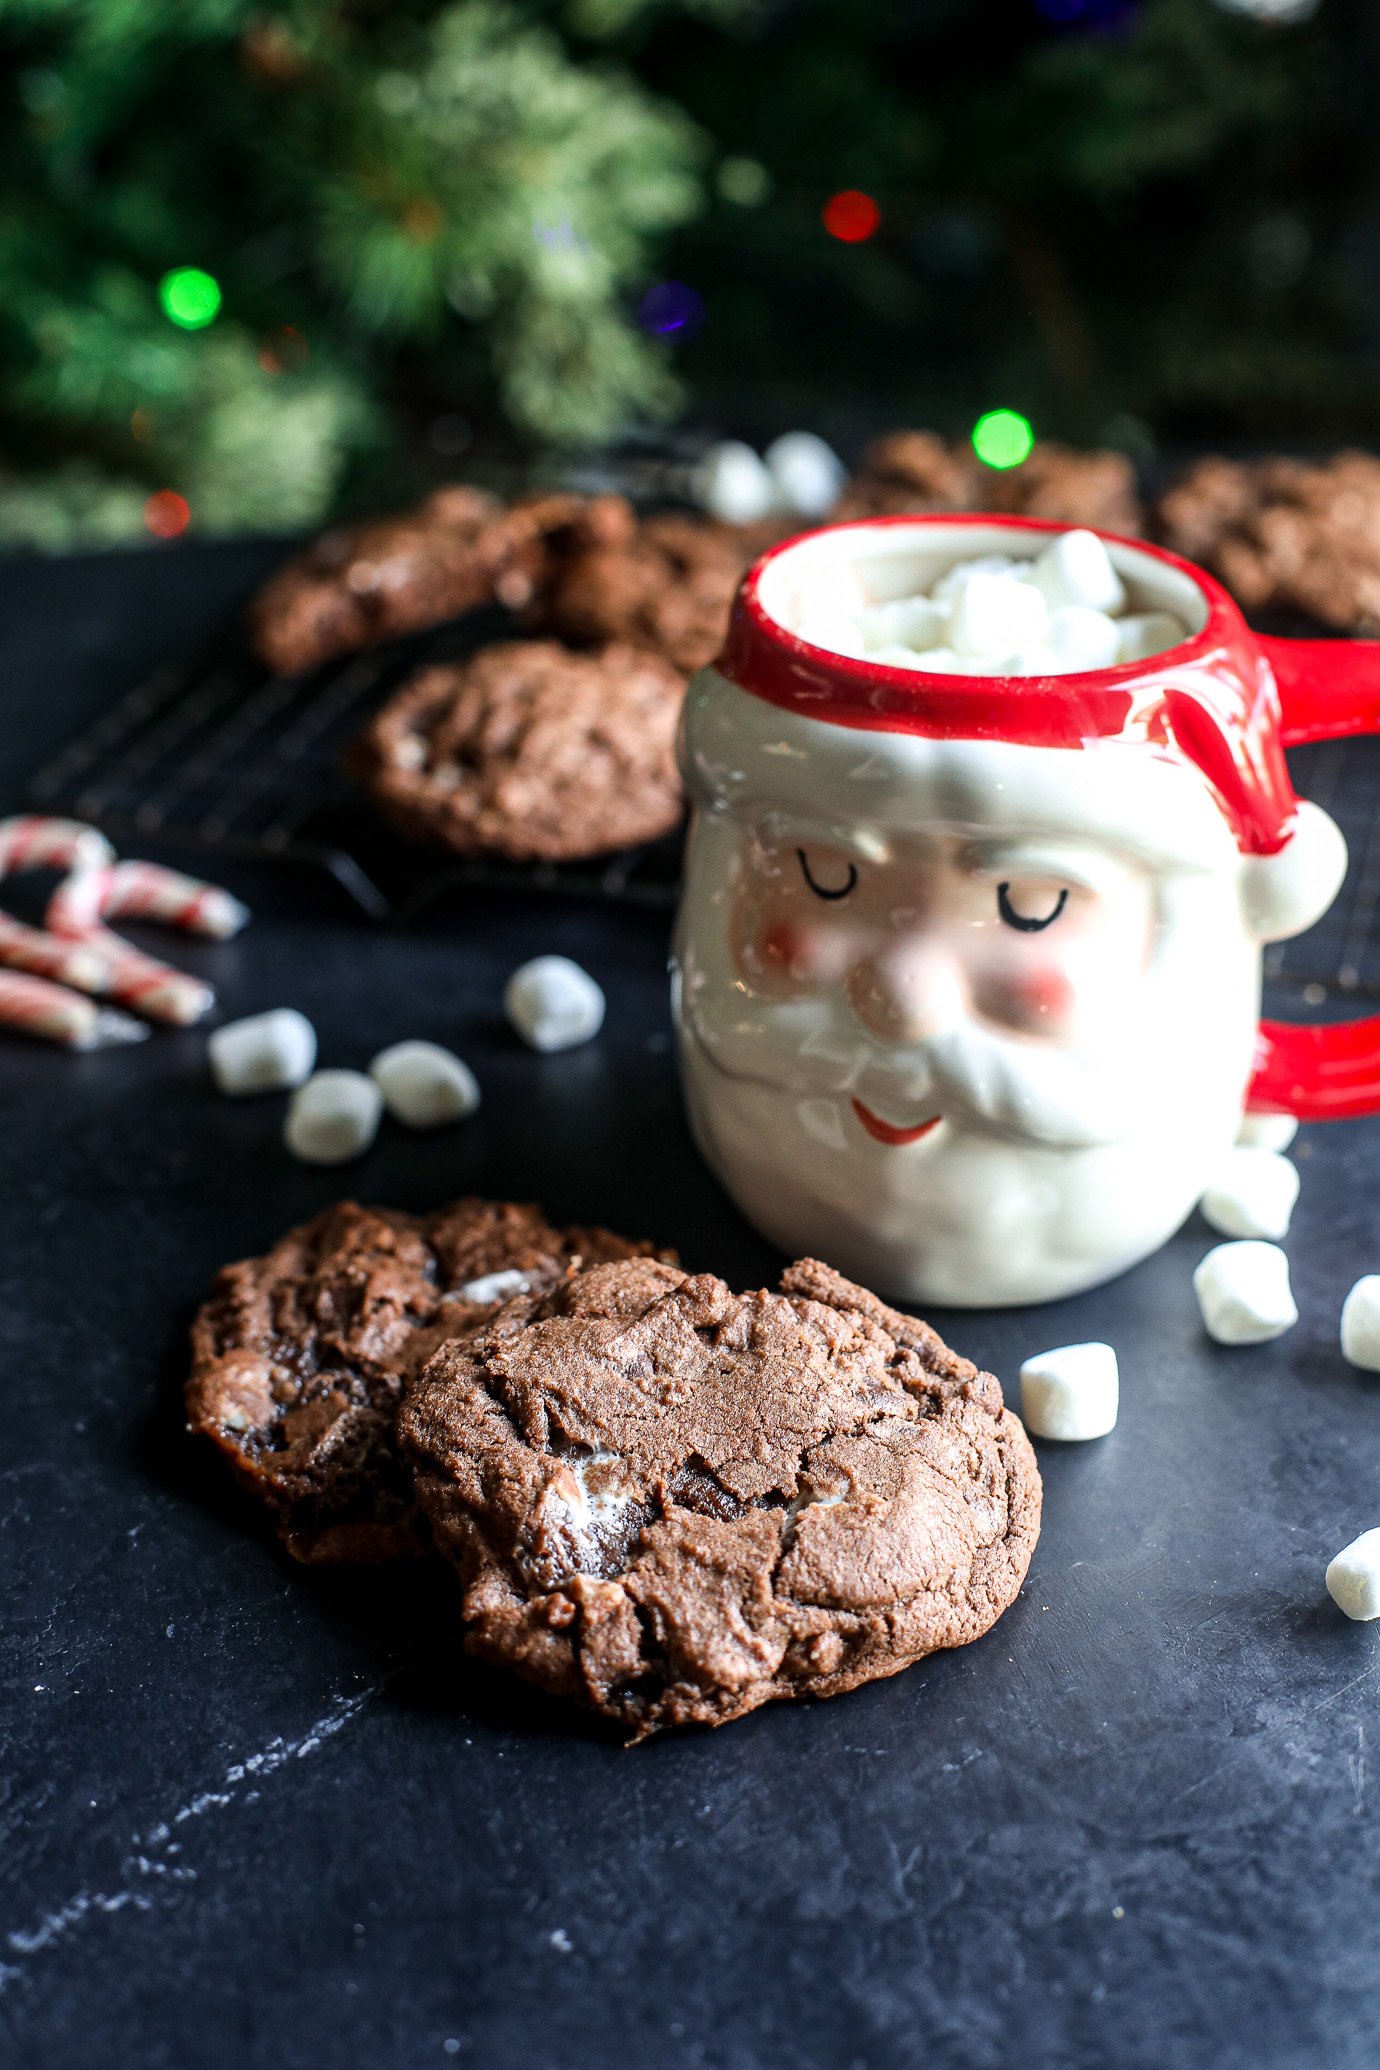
[22,593,1380,997]
[23,604,684,919]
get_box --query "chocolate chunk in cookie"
[1154,451,1380,633]
[248,488,586,677]
[186,1198,669,1563]
[348,638,686,862]
[835,431,1143,534]
[526,495,783,676]
[400,1255,1041,1737]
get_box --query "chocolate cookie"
[1154,451,1380,632]
[349,638,686,861]
[248,488,585,677]
[400,1255,1041,1737]
[186,1198,669,1563]
[834,430,1143,534]
[526,495,782,676]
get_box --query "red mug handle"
[1249,636,1380,1119]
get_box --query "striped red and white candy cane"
[83,859,250,941]
[0,910,115,993]
[0,816,123,996]
[0,816,114,878]
[0,970,146,1050]
[46,861,248,1026]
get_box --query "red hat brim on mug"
[716,512,1298,857]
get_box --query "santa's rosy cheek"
[755,918,849,987]
[978,963,1077,1031]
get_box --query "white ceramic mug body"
[672,518,1345,1308]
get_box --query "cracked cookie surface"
[399,1255,1041,1735]
[349,638,686,861]
[186,1198,669,1563]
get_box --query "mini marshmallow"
[796,612,866,658]
[1325,1530,1380,1621]
[854,597,949,652]
[284,1070,382,1165]
[369,1039,480,1129]
[208,1008,316,1097]
[1340,1276,1380,1372]
[948,571,1049,659]
[1199,1146,1300,1241]
[1116,611,1183,664]
[764,431,846,519]
[1237,1110,1299,1153]
[1027,529,1127,616]
[1019,1342,1119,1441]
[1193,1240,1298,1345]
[452,1268,531,1305]
[930,553,1019,600]
[693,440,776,525]
[505,955,606,1053]
[1046,604,1122,672]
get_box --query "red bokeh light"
[144,490,191,539]
[822,189,881,243]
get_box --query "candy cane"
[0,970,147,1050]
[45,861,246,1026]
[0,816,125,995]
[0,910,115,992]
[86,860,250,941]
[0,816,114,877]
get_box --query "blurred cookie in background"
[247,487,586,677]
[525,494,786,676]
[833,431,1144,535]
[1154,451,1380,633]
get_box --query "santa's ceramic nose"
[847,939,965,1044]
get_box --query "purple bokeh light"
[636,281,705,338]
[1033,0,1137,26]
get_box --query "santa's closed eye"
[997,882,1069,932]
[797,848,857,901]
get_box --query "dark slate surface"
[3,541,1380,2070]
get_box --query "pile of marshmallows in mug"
[796,529,1183,675]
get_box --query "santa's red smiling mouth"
[851,1099,942,1146]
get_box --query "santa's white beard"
[680,1028,1245,1307]
[678,982,1145,1152]
[675,945,1259,1306]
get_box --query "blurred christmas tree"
[0,0,1374,548]
[0,0,707,546]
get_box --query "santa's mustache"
[682,989,1138,1149]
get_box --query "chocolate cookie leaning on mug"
[399,1255,1042,1737]
[186,1198,674,1563]
[524,495,787,676]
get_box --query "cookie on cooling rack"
[833,431,1143,534]
[1154,451,1380,633]
[185,1197,673,1563]
[525,495,784,676]
[348,638,687,862]
[399,1254,1042,1737]
[247,488,587,678]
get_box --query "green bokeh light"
[972,408,1035,470]
[159,267,222,330]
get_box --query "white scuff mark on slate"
[0,1687,375,1992]
[1349,1722,1367,1817]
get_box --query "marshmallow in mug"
[797,531,1185,677]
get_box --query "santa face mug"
[672,512,1380,1307]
